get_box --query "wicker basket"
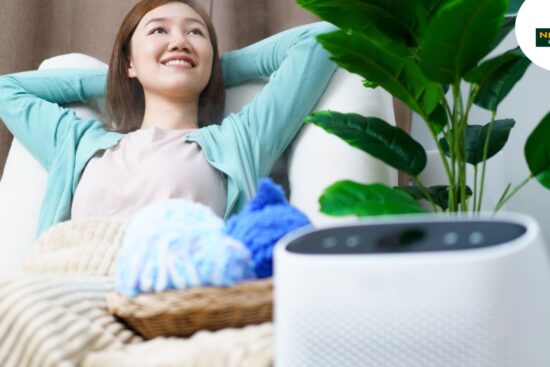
[106,278,273,339]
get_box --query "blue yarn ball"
[225,178,311,278]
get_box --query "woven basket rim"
[106,278,273,339]
[107,278,273,318]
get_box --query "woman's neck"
[140,93,199,130]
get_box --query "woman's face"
[128,2,213,101]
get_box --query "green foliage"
[525,113,550,190]
[297,0,543,217]
[296,0,425,46]
[316,30,440,118]
[427,103,449,135]
[397,185,473,211]
[419,0,508,83]
[362,79,378,89]
[320,181,427,216]
[439,119,515,165]
[305,112,427,176]
[467,48,531,111]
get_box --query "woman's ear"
[128,60,137,78]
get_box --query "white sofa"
[0,53,397,276]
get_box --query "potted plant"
[297,0,550,217]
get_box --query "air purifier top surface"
[286,219,527,255]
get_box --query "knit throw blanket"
[22,219,129,277]
[0,219,273,367]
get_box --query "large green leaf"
[420,0,453,16]
[306,111,427,176]
[525,112,550,189]
[427,103,449,135]
[404,0,454,40]
[317,30,441,118]
[467,48,531,111]
[320,181,427,216]
[419,0,508,83]
[440,119,515,165]
[465,47,523,83]
[296,0,426,47]
[397,185,473,210]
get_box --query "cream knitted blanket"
[21,219,129,277]
[0,219,273,367]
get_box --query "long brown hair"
[105,0,225,132]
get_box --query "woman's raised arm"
[220,21,338,172]
[0,68,108,170]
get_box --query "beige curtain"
[0,0,411,182]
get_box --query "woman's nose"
[168,33,192,51]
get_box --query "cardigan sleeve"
[220,21,338,159]
[0,68,108,170]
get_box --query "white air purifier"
[274,213,550,367]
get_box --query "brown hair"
[105,0,225,132]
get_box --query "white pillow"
[0,54,107,275]
[288,69,397,225]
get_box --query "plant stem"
[473,164,478,211]
[451,83,462,211]
[430,130,454,210]
[412,176,439,212]
[461,84,480,213]
[426,85,455,211]
[477,110,497,212]
[494,176,532,212]
[457,84,465,119]
[458,86,469,212]
[440,85,453,118]
[494,182,512,213]
[463,84,478,124]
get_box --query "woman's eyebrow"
[143,17,207,29]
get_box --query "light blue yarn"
[116,199,255,297]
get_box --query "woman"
[0,0,337,239]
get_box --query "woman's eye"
[150,27,165,34]
[149,27,203,36]
[188,28,203,35]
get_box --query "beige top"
[71,126,227,220]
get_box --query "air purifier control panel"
[286,220,527,254]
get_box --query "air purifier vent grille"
[279,305,509,367]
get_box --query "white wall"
[411,31,550,241]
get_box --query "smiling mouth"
[160,52,197,69]
[161,57,196,68]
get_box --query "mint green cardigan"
[0,21,337,238]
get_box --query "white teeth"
[164,59,192,67]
